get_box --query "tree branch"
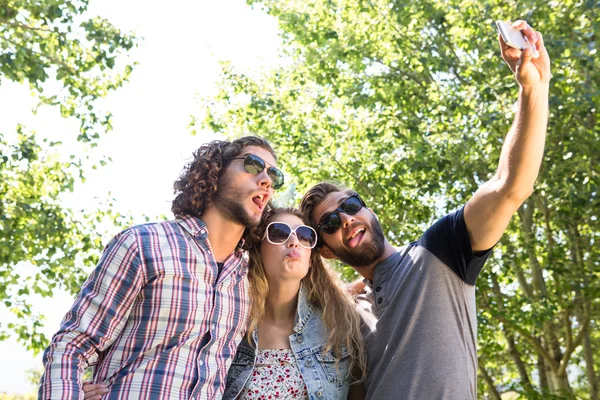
[558,309,591,376]
[0,19,61,34]
[535,194,555,269]
[564,310,573,352]
[478,357,502,400]
[518,199,548,296]
[1,37,76,74]
[497,314,558,371]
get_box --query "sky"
[0,0,281,394]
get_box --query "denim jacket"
[222,284,352,399]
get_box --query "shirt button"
[297,334,304,343]
[377,298,383,304]
[305,359,313,367]
[316,390,323,397]
[375,286,382,292]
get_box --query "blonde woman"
[82,206,365,400]
[222,207,365,399]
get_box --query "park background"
[0,0,598,399]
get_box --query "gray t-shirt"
[357,206,491,400]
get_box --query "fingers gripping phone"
[496,20,539,59]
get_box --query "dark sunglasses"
[264,222,318,249]
[317,194,365,235]
[230,154,285,189]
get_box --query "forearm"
[496,83,550,199]
[39,331,91,399]
[464,22,551,252]
[465,83,550,251]
[38,230,143,399]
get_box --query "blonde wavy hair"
[246,206,366,381]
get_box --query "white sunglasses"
[263,222,318,249]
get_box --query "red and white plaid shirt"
[39,215,250,399]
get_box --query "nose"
[258,169,273,192]
[340,213,355,229]
[286,232,300,248]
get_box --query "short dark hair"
[300,181,354,247]
[171,136,276,218]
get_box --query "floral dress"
[239,348,309,399]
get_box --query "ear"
[368,207,380,221]
[319,245,337,260]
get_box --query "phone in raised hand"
[496,20,539,59]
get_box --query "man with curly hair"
[39,136,282,399]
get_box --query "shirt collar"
[175,215,208,238]
[369,249,404,286]
[294,282,314,333]
[175,214,246,251]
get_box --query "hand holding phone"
[496,20,539,59]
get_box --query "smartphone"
[495,20,539,59]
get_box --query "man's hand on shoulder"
[345,278,367,296]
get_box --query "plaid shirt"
[39,216,250,400]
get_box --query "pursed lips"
[286,250,301,259]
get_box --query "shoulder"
[304,303,328,337]
[116,220,191,246]
[126,219,183,236]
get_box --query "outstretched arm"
[465,21,552,252]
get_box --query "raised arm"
[464,21,552,252]
[38,230,144,399]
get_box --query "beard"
[330,213,386,268]
[213,182,260,228]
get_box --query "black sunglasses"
[230,154,284,189]
[317,194,365,235]
[264,222,318,249]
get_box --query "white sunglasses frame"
[263,222,318,249]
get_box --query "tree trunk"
[547,369,572,396]
[478,361,502,400]
[584,328,599,400]
[538,349,549,391]
[505,332,534,393]
[518,200,547,296]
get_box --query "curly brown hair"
[171,136,276,218]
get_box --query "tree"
[196,0,599,397]
[0,0,137,353]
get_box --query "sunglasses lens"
[267,167,285,189]
[244,154,266,175]
[341,196,363,215]
[243,155,284,190]
[321,212,341,234]
[319,196,364,234]
[267,223,291,244]
[296,226,317,248]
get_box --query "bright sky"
[0,0,281,394]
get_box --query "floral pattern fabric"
[239,348,309,399]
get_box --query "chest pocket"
[315,345,351,384]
